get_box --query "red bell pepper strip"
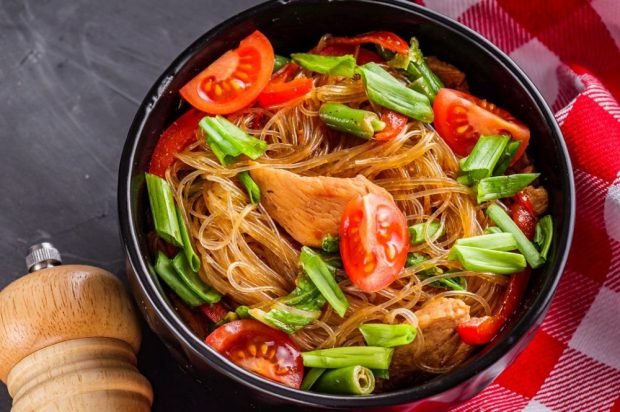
[258,63,313,108]
[457,268,531,345]
[319,44,383,65]
[374,110,408,141]
[327,31,410,55]
[512,191,537,240]
[149,109,204,178]
[200,302,228,323]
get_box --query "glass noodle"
[162,64,506,374]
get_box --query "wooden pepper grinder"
[0,242,153,412]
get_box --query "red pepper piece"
[258,63,313,108]
[200,302,228,323]
[457,268,531,345]
[374,109,408,141]
[148,109,204,178]
[327,31,410,55]
[512,191,537,240]
[319,44,383,65]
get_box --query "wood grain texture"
[0,265,141,383]
[8,337,153,412]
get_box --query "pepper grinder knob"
[0,243,153,411]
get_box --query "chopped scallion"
[238,171,261,204]
[154,251,203,307]
[300,368,326,391]
[493,140,521,176]
[321,234,340,253]
[449,245,526,274]
[409,221,444,245]
[300,247,349,317]
[145,173,183,247]
[454,233,518,251]
[313,366,375,395]
[172,253,221,303]
[476,173,540,203]
[534,215,553,261]
[359,323,417,347]
[486,204,545,268]
[273,55,290,72]
[200,116,267,165]
[460,135,510,183]
[176,204,200,272]
[319,102,385,139]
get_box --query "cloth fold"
[416,1,620,410]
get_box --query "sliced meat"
[426,56,468,91]
[390,297,472,381]
[522,185,549,216]
[250,167,392,247]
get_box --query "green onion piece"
[200,116,267,165]
[408,77,435,101]
[358,62,433,123]
[485,226,503,235]
[313,366,375,395]
[487,204,545,268]
[176,204,200,272]
[320,253,343,270]
[406,252,427,267]
[534,215,553,261]
[371,369,389,380]
[460,136,510,183]
[249,304,321,334]
[321,234,340,253]
[449,245,526,274]
[238,171,261,204]
[456,175,473,186]
[477,173,540,203]
[302,346,394,370]
[455,233,518,251]
[409,221,444,245]
[493,140,521,176]
[281,273,327,311]
[172,253,221,303]
[273,55,290,72]
[145,173,183,247]
[235,305,250,319]
[300,247,349,317]
[359,323,417,347]
[432,276,466,291]
[154,251,204,307]
[319,102,385,139]
[291,53,357,78]
[301,368,326,391]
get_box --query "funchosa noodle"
[161,70,506,374]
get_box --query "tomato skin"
[206,320,304,388]
[328,31,409,55]
[149,109,204,178]
[319,44,383,65]
[512,191,537,240]
[433,88,530,161]
[375,110,408,141]
[340,193,410,292]
[180,31,274,115]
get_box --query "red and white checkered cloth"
[413,0,620,410]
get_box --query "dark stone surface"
[0,0,264,410]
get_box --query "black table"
[0,1,266,410]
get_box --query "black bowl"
[118,0,575,409]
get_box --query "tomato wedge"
[149,109,204,178]
[433,88,530,161]
[258,63,313,108]
[328,31,409,55]
[340,193,410,292]
[180,31,274,115]
[206,320,304,388]
[319,44,383,65]
[375,110,408,141]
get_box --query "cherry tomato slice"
[258,64,312,108]
[328,31,409,55]
[319,44,383,65]
[340,193,410,292]
[511,191,537,240]
[180,31,274,115]
[433,88,530,161]
[205,320,304,388]
[149,109,204,178]
[374,110,408,141]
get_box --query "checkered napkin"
[415,0,620,410]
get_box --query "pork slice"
[522,185,549,216]
[249,167,392,247]
[426,56,468,91]
[390,297,472,381]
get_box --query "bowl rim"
[118,0,575,407]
